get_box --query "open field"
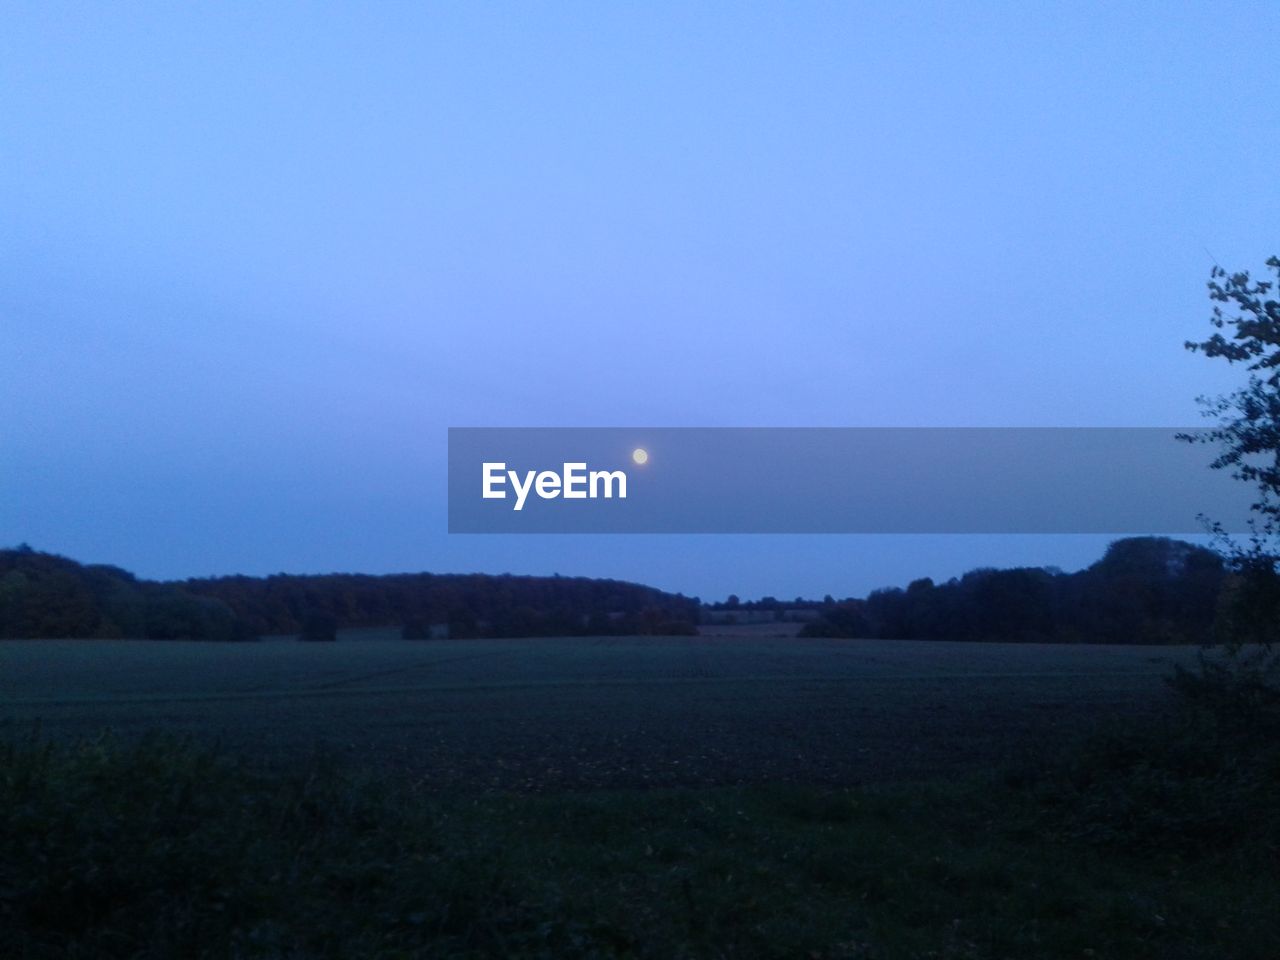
[6,636,1277,958]
[1,634,1203,790]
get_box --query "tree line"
[0,537,1247,644]
[181,570,699,639]
[800,537,1226,643]
[0,546,252,641]
[0,546,700,640]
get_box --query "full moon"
[631,448,649,465]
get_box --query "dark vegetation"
[0,546,253,642]
[186,569,700,639]
[1,537,1240,646]
[1180,256,1280,651]
[2,673,1277,959]
[801,537,1227,643]
[0,546,700,641]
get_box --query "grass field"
[4,635,1277,958]
[1,633,1200,790]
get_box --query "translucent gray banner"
[447,428,1257,534]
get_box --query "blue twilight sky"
[2,2,1278,601]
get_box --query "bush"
[1168,650,1280,723]
[1020,656,1280,858]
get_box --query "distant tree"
[298,609,337,642]
[801,539,1222,644]
[800,600,871,638]
[1079,539,1222,644]
[0,549,254,640]
[1182,257,1280,650]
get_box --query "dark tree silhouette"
[802,538,1223,644]
[1183,257,1280,649]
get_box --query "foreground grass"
[2,702,1278,959]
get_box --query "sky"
[3,1,1279,601]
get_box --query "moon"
[631,448,649,465]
